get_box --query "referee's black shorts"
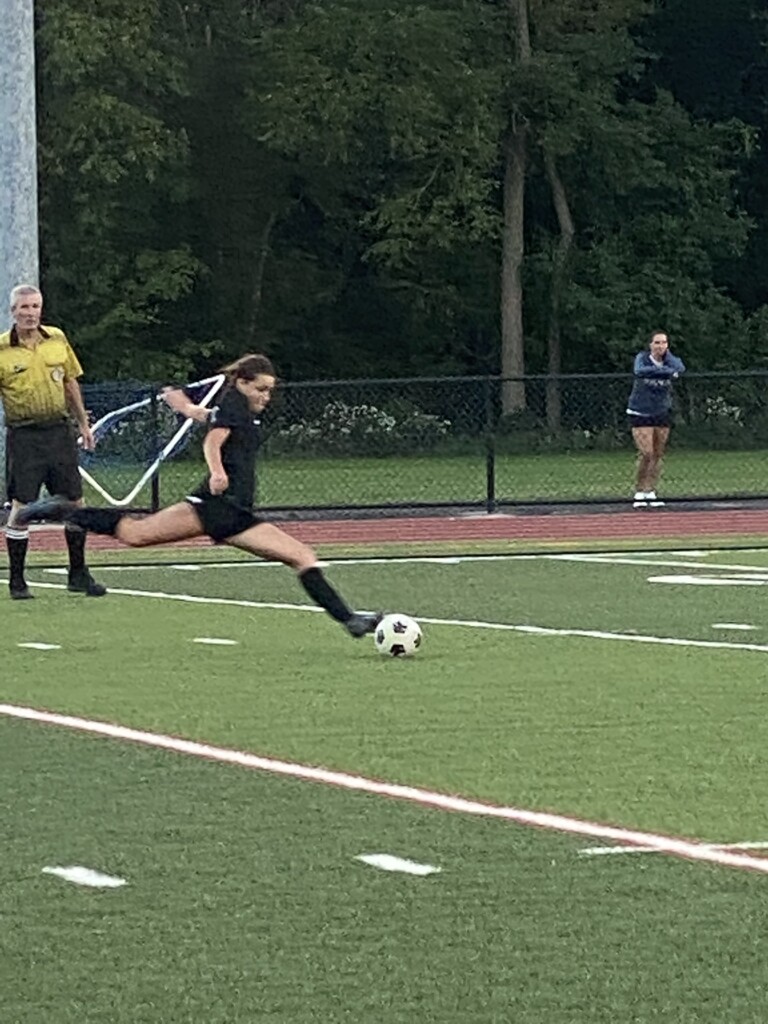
[185,493,265,542]
[6,419,83,504]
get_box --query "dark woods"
[33,0,768,385]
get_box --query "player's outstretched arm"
[161,387,212,423]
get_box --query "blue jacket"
[626,350,686,417]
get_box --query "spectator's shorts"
[627,412,672,430]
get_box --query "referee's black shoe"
[67,569,107,598]
[9,582,34,600]
[346,611,382,638]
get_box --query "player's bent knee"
[116,523,152,547]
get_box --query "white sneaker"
[633,491,648,509]
[646,491,665,507]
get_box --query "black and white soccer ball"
[374,613,422,657]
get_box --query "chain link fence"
[71,372,768,514]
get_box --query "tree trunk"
[543,149,575,433]
[500,0,532,416]
[501,127,527,414]
[247,210,277,348]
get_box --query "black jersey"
[191,387,262,507]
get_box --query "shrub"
[271,400,452,456]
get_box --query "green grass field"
[80,446,768,509]
[5,545,768,1022]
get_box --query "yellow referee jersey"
[0,325,83,425]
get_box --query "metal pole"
[0,0,39,502]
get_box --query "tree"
[36,0,200,377]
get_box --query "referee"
[0,284,106,600]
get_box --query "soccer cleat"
[14,495,77,527]
[632,491,648,509]
[646,491,666,507]
[345,611,383,638]
[9,583,34,600]
[67,569,107,597]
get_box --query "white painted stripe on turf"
[548,554,768,573]
[3,702,768,877]
[17,642,61,650]
[580,841,768,857]
[42,866,126,888]
[711,623,757,631]
[648,574,768,587]
[9,579,768,657]
[356,854,440,876]
[414,616,768,656]
[192,637,238,646]
[35,551,768,574]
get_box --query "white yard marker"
[4,703,768,878]
[17,642,61,651]
[42,866,126,888]
[711,623,757,631]
[192,637,238,646]
[356,854,441,876]
[649,574,768,587]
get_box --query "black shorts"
[185,494,265,542]
[6,420,83,503]
[627,413,672,430]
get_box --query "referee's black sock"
[67,507,124,536]
[6,529,29,587]
[64,524,87,572]
[299,566,353,624]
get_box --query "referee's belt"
[6,416,69,429]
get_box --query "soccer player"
[16,353,381,637]
[0,285,106,599]
[626,330,685,508]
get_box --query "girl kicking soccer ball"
[18,354,381,638]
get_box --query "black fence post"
[149,391,160,512]
[484,376,497,514]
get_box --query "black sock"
[65,524,87,573]
[299,566,353,624]
[6,529,28,586]
[68,507,124,536]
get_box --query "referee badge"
[50,366,64,382]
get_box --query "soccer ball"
[374,613,423,657]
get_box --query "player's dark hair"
[649,330,669,345]
[220,353,275,382]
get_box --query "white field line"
[3,701,768,877]
[34,551,768,574]
[648,575,768,587]
[8,578,768,655]
[581,841,768,857]
[546,553,768,573]
[8,578,768,656]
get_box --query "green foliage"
[29,0,768,381]
[37,0,200,378]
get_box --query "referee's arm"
[63,377,94,450]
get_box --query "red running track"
[20,506,768,553]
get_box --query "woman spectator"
[626,330,685,508]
